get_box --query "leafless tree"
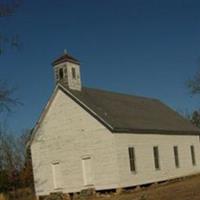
[187,65,200,95]
[0,126,24,171]
[0,3,23,193]
[0,82,20,114]
[0,1,22,111]
[0,126,31,192]
[0,0,21,17]
[0,0,22,54]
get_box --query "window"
[59,68,64,79]
[55,70,59,81]
[128,147,136,172]
[72,67,76,79]
[153,146,160,170]
[190,145,196,166]
[173,146,179,168]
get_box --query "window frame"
[190,145,196,166]
[173,146,180,168]
[153,146,160,170]
[128,147,136,173]
[59,68,64,80]
[72,67,76,79]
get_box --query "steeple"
[52,51,82,91]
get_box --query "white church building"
[30,52,200,198]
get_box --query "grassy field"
[1,174,200,200]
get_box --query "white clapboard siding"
[31,88,200,197]
[52,162,62,189]
[31,89,119,196]
[114,133,200,188]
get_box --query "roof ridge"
[62,84,200,135]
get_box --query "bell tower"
[52,51,82,91]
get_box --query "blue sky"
[1,0,200,134]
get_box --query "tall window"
[173,146,179,168]
[153,146,160,170]
[128,147,136,172]
[72,67,76,79]
[190,145,196,166]
[59,68,64,79]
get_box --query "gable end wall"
[31,89,119,196]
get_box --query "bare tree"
[187,70,200,95]
[0,126,30,192]
[185,68,200,128]
[0,0,21,17]
[0,1,22,111]
[0,0,22,54]
[0,82,20,114]
[0,2,23,193]
[190,110,200,128]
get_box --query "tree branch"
[0,82,21,114]
[0,0,21,17]
[187,71,200,95]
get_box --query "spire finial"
[64,49,67,54]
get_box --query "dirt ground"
[2,175,200,200]
[98,174,200,200]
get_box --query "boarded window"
[52,162,62,189]
[59,68,64,79]
[82,157,93,186]
[173,146,179,168]
[190,145,196,166]
[153,146,160,170]
[128,147,136,172]
[72,68,76,79]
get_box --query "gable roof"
[52,53,80,66]
[30,84,200,147]
[60,86,200,135]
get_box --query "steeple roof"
[52,52,80,66]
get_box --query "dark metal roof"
[63,86,200,135]
[52,53,80,66]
